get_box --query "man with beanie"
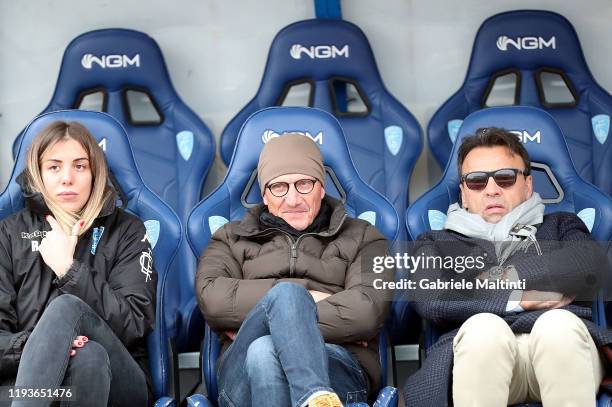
[196,134,391,407]
[404,128,611,407]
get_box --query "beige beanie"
[257,134,325,195]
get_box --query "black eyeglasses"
[461,168,529,191]
[266,179,318,197]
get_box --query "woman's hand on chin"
[39,215,83,278]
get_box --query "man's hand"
[519,290,575,311]
[309,290,331,303]
[39,216,83,278]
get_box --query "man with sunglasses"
[404,128,610,407]
[196,134,391,407]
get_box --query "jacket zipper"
[287,235,297,277]
[254,228,297,277]
[289,214,347,277]
[255,214,348,278]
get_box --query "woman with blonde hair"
[0,120,156,406]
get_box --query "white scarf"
[444,193,545,264]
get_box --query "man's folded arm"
[317,226,392,343]
[511,215,608,298]
[196,227,277,331]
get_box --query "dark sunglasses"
[266,178,318,197]
[461,168,529,191]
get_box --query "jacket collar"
[16,171,116,219]
[234,196,347,237]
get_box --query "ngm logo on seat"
[81,54,141,69]
[262,130,323,144]
[290,44,349,60]
[496,36,556,51]
[510,130,541,144]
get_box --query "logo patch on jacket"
[21,230,47,240]
[91,227,105,255]
[22,230,47,252]
[140,248,154,282]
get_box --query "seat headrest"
[448,106,579,189]
[220,20,422,243]
[427,9,612,196]
[468,10,589,79]
[51,29,174,105]
[230,106,364,181]
[261,19,381,91]
[18,28,217,223]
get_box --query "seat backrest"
[12,28,215,222]
[220,19,422,239]
[428,10,612,195]
[188,106,399,403]
[1,110,182,400]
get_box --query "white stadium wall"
[1,0,611,200]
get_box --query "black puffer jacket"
[0,178,157,388]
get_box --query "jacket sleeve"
[511,214,608,299]
[195,225,276,332]
[0,222,33,378]
[56,218,157,347]
[410,235,511,327]
[316,224,393,344]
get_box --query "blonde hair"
[25,120,114,235]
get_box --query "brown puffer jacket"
[195,197,392,395]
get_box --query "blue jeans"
[11,294,148,407]
[217,283,368,407]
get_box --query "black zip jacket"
[0,177,157,387]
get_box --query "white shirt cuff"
[504,266,523,313]
[506,290,524,313]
